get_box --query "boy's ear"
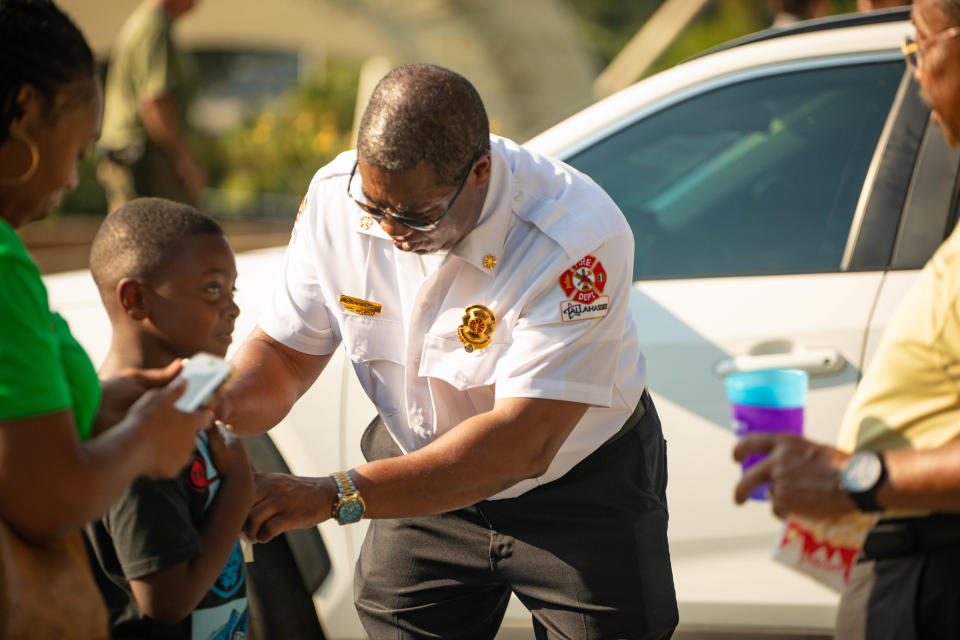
[117,278,148,320]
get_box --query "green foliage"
[203,61,360,218]
[569,0,869,78]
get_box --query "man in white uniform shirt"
[224,64,677,639]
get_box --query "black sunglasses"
[347,150,481,232]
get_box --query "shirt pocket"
[339,313,404,364]
[420,333,507,391]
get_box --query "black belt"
[860,514,960,561]
[606,388,650,445]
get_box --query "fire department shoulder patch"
[558,255,610,322]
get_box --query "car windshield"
[568,60,905,280]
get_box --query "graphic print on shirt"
[190,433,248,639]
[558,255,610,322]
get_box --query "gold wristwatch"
[330,470,365,525]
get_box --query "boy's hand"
[94,360,184,436]
[205,422,252,484]
[128,377,212,479]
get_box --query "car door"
[564,54,919,626]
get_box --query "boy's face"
[144,233,239,359]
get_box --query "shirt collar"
[449,141,514,277]
[348,141,516,277]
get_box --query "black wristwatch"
[840,451,887,512]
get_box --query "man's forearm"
[222,329,329,436]
[353,397,587,519]
[138,95,190,160]
[879,441,960,512]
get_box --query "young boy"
[84,197,252,639]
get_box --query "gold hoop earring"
[0,129,40,186]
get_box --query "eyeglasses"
[346,151,480,232]
[902,27,960,74]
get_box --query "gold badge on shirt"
[339,295,382,316]
[458,304,496,353]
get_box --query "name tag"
[339,295,382,316]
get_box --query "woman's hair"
[0,0,95,144]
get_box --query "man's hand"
[94,360,184,436]
[243,472,334,542]
[733,433,856,519]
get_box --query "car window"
[567,61,905,280]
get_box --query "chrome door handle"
[713,348,846,377]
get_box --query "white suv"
[46,8,960,638]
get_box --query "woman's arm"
[0,381,211,543]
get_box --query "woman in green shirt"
[0,0,212,545]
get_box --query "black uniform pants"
[836,515,960,639]
[354,394,678,640]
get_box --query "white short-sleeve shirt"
[260,136,646,499]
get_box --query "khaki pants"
[96,144,194,213]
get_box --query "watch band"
[845,451,887,512]
[331,470,365,524]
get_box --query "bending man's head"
[357,64,490,187]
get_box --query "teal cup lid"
[724,368,808,408]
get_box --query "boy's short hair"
[90,197,223,299]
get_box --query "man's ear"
[473,150,492,189]
[117,278,148,320]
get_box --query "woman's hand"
[125,377,213,479]
[94,360,184,436]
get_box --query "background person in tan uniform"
[734,3,960,636]
[96,0,204,211]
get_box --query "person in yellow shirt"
[734,4,960,637]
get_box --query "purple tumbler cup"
[725,368,808,500]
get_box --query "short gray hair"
[356,64,489,186]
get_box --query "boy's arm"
[129,426,253,623]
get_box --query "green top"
[99,2,197,152]
[0,219,101,440]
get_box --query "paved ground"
[20,214,292,274]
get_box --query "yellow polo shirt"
[838,224,960,454]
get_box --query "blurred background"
[30,0,863,272]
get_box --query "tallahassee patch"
[558,255,609,321]
[561,297,610,322]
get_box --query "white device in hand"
[172,352,233,412]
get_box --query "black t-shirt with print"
[85,433,248,639]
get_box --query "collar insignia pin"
[360,216,374,230]
[482,254,497,270]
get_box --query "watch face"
[338,498,364,524]
[843,452,882,493]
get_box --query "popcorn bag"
[772,512,878,592]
